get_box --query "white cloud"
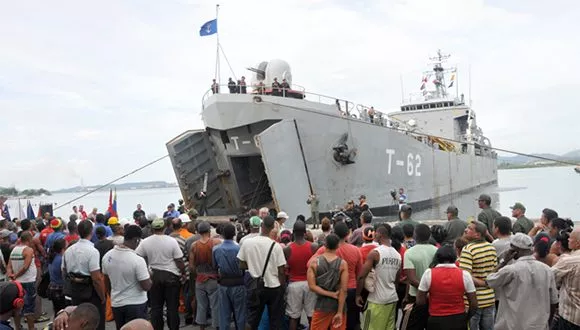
[1,0,579,189]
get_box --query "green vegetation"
[0,187,51,196]
[498,162,573,170]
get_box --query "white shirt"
[418,264,476,293]
[237,235,286,288]
[63,239,100,276]
[102,246,150,307]
[239,232,259,247]
[136,234,183,276]
[367,245,401,304]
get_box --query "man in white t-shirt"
[102,225,152,329]
[356,225,401,330]
[237,215,286,329]
[136,218,185,330]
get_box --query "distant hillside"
[54,181,178,193]
[562,149,580,159]
[498,150,580,165]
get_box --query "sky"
[1,0,579,190]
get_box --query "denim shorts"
[21,282,37,315]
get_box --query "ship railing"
[201,84,397,125]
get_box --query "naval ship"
[166,50,498,221]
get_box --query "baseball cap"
[249,216,261,228]
[178,213,191,223]
[0,229,11,239]
[446,206,458,214]
[276,211,289,220]
[476,194,491,202]
[151,218,165,230]
[509,202,526,212]
[510,232,533,250]
[400,204,412,213]
[108,217,120,226]
[0,282,21,314]
[198,221,211,234]
[362,227,375,241]
[50,218,63,229]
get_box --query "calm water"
[4,166,579,223]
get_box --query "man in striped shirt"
[459,221,497,330]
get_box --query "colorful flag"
[27,201,35,220]
[199,19,218,36]
[2,204,10,221]
[448,73,456,88]
[107,188,113,216]
[112,188,118,218]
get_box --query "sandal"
[35,315,50,323]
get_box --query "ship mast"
[428,49,451,99]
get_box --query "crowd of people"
[211,77,292,97]
[0,193,579,330]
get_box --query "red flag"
[107,188,113,215]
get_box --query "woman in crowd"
[416,245,478,330]
[533,233,559,266]
[47,238,67,316]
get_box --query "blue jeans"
[21,282,36,316]
[470,305,495,330]
[218,285,246,330]
[195,279,219,327]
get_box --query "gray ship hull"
[167,93,497,221]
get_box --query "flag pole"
[215,4,220,86]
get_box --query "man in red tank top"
[283,221,319,330]
[416,246,478,330]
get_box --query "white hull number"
[386,149,422,176]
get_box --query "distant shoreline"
[498,163,575,170]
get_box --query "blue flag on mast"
[199,19,217,36]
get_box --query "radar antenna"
[427,49,451,99]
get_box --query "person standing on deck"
[211,79,219,94]
[272,78,281,96]
[240,76,247,94]
[510,202,534,235]
[459,221,497,330]
[280,79,290,97]
[228,78,236,94]
[476,194,501,242]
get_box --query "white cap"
[179,213,191,223]
[276,211,289,219]
[119,218,130,226]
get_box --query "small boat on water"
[575,166,580,174]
